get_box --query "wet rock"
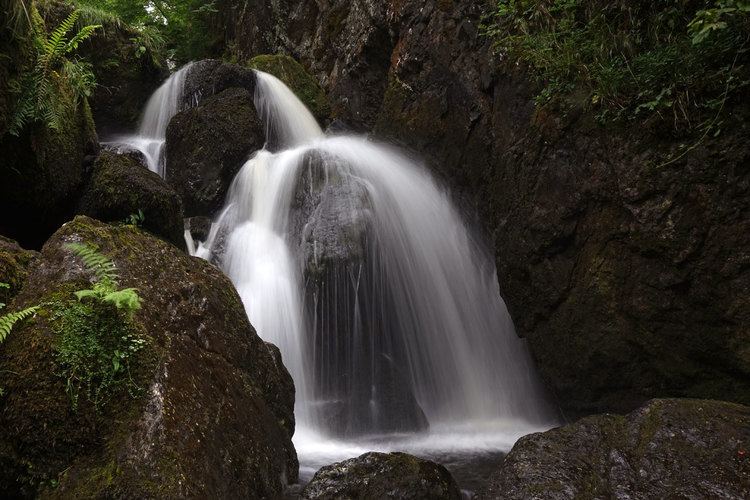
[0,216,297,498]
[165,87,263,218]
[185,216,212,243]
[77,151,185,249]
[301,452,461,500]
[290,152,429,436]
[480,399,750,499]
[0,237,38,305]
[248,54,331,123]
[181,59,257,106]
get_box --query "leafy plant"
[65,242,141,316]
[8,7,100,135]
[124,209,145,227]
[484,0,750,131]
[52,243,147,410]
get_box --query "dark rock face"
[166,87,263,218]
[0,113,98,249]
[248,54,331,123]
[221,0,750,414]
[480,399,750,499]
[301,452,461,500]
[181,59,257,106]
[77,151,185,249]
[0,237,38,305]
[0,216,297,498]
[290,153,429,436]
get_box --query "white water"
[103,63,194,177]
[188,69,557,485]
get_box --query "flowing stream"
[143,66,557,492]
[103,62,195,177]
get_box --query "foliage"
[52,243,146,410]
[75,0,221,64]
[0,281,39,343]
[65,242,141,316]
[484,0,750,130]
[8,6,100,135]
[124,209,145,227]
[52,298,145,410]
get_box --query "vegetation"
[484,0,750,131]
[0,283,38,344]
[74,0,221,64]
[51,243,145,410]
[8,6,100,135]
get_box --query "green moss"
[247,54,331,122]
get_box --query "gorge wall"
[218,0,750,415]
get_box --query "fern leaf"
[0,306,40,343]
[102,288,142,313]
[65,24,101,54]
[44,10,79,60]
[65,243,120,285]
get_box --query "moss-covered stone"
[0,236,38,305]
[247,54,331,123]
[0,216,297,498]
[165,87,264,218]
[301,451,461,499]
[480,399,750,499]
[77,151,185,249]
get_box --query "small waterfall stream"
[103,63,195,177]
[189,69,557,483]
[133,65,557,489]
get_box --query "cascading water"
[189,69,558,486]
[104,63,194,177]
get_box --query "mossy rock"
[0,236,38,305]
[480,399,750,499]
[247,54,331,123]
[302,451,461,499]
[77,151,185,249]
[165,87,264,218]
[0,216,297,498]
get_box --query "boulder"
[165,87,263,218]
[0,237,38,305]
[0,216,297,498]
[248,54,331,123]
[480,399,750,499]
[181,59,257,106]
[290,152,429,436]
[77,151,185,249]
[301,452,461,500]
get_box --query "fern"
[65,243,141,316]
[0,306,39,343]
[8,7,100,136]
[66,242,118,287]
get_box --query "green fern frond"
[0,306,39,343]
[44,10,79,59]
[102,288,142,314]
[65,243,119,286]
[65,23,101,53]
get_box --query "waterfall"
[104,63,195,177]
[192,69,557,448]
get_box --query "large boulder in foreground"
[77,151,185,249]
[0,216,296,498]
[165,87,263,218]
[480,399,750,499]
[301,452,461,499]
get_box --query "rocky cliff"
[218,0,750,415]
